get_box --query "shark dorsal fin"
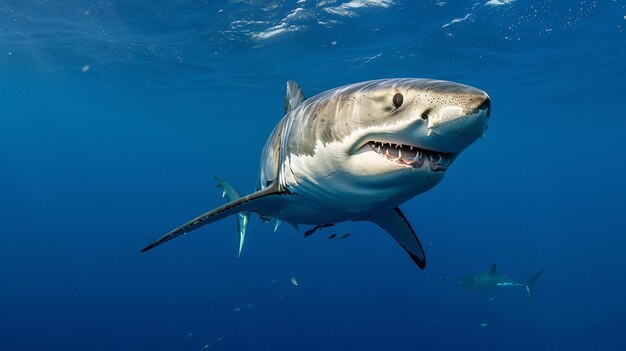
[490,263,497,274]
[284,80,305,114]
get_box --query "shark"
[141,78,491,269]
[459,264,545,302]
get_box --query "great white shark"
[141,78,491,269]
[459,264,545,302]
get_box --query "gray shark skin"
[459,264,545,302]
[141,78,491,269]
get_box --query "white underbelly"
[273,160,443,225]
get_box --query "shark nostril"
[477,97,491,118]
[421,109,430,120]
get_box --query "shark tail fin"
[525,268,544,302]
[215,177,250,257]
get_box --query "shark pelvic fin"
[274,219,284,232]
[525,268,544,302]
[140,185,285,253]
[285,80,305,114]
[272,218,298,232]
[358,207,426,269]
[490,263,497,274]
[215,177,250,257]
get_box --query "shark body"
[459,264,545,301]
[141,79,491,269]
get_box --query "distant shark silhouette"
[459,264,544,302]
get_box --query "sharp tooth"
[410,146,413,151]
[397,144,402,149]
[377,145,381,153]
[427,129,432,136]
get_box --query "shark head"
[341,79,490,177]
[284,79,490,205]
[273,78,490,219]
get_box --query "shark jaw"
[364,141,454,173]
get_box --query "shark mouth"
[367,141,452,172]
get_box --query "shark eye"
[392,93,403,108]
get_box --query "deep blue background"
[1,1,625,350]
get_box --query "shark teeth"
[367,141,451,172]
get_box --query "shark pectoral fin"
[359,207,426,269]
[140,186,284,253]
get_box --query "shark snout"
[474,96,491,118]
[424,93,490,153]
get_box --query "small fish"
[270,279,280,283]
[304,223,334,238]
[246,303,254,309]
[479,323,490,327]
[187,332,193,337]
[339,233,351,239]
[488,297,496,302]
[440,277,448,282]
[290,276,299,286]
[202,344,210,350]
[328,234,336,239]
[234,307,241,312]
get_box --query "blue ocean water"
[1,1,625,350]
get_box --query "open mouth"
[367,141,452,172]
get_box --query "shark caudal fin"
[525,268,545,302]
[215,177,250,257]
